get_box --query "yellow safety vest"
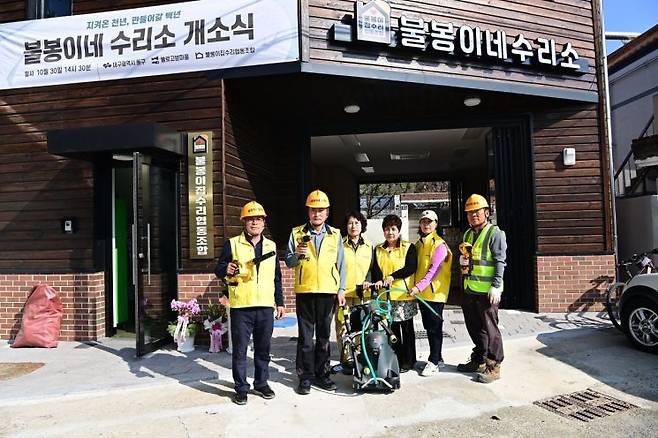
[463,223,503,294]
[228,234,276,308]
[291,224,341,294]
[343,236,373,298]
[415,231,453,303]
[375,240,414,301]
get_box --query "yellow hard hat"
[464,194,489,212]
[240,201,267,219]
[305,190,330,208]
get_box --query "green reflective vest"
[463,223,503,294]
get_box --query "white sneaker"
[420,362,439,377]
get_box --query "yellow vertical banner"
[187,132,215,259]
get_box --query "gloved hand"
[488,285,503,305]
[459,255,469,267]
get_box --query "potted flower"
[203,300,229,353]
[167,298,201,353]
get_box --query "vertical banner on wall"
[188,132,215,260]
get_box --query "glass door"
[132,152,178,356]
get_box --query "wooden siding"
[307,0,597,94]
[0,70,223,272]
[532,105,606,254]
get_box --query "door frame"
[96,151,181,352]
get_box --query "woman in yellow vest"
[333,211,373,374]
[372,214,418,372]
[215,201,285,405]
[409,210,453,377]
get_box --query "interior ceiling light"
[463,96,482,107]
[354,153,370,163]
[361,166,375,174]
[344,103,361,114]
[390,152,430,161]
[112,154,133,161]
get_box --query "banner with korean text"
[0,0,299,90]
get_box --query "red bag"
[12,284,63,348]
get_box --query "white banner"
[0,0,299,90]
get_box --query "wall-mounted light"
[463,96,482,107]
[563,147,576,166]
[344,103,360,114]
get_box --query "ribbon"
[173,315,189,345]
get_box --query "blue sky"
[603,0,658,54]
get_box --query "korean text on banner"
[0,0,299,90]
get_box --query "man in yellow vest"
[409,210,453,377]
[456,194,507,383]
[285,190,346,395]
[215,201,285,405]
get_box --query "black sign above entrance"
[331,0,588,75]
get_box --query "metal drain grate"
[534,389,638,422]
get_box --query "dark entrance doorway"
[106,152,179,355]
[309,121,535,310]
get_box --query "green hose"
[385,287,442,319]
[360,314,377,380]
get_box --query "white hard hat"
[419,210,438,223]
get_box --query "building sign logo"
[333,2,587,75]
[188,132,215,260]
[356,1,391,45]
[0,0,299,90]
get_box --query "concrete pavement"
[0,310,657,437]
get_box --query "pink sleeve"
[414,244,448,292]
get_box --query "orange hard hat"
[240,201,267,219]
[464,194,489,212]
[305,190,330,208]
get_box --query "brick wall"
[536,255,615,312]
[0,273,105,342]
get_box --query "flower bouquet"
[167,298,201,352]
[203,300,229,353]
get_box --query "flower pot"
[176,334,196,353]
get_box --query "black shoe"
[232,391,248,405]
[457,360,486,373]
[400,367,410,374]
[252,385,275,400]
[313,376,337,391]
[296,380,311,395]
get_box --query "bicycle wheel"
[605,282,625,330]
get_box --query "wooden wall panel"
[532,104,607,254]
[307,0,597,94]
[0,72,223,272]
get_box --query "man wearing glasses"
[215,201,285,405]
[457,194,507,383]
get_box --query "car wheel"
[621,297,658,354]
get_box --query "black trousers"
[296,293,336,381]
[230,307,274,393]
[391,318,416,369]
[419,301,445,365]
[461,291,504,363]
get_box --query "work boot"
[457,358,486,373]
[313,376,337,391]
[232,391,248,405]
[476,359,501,383]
